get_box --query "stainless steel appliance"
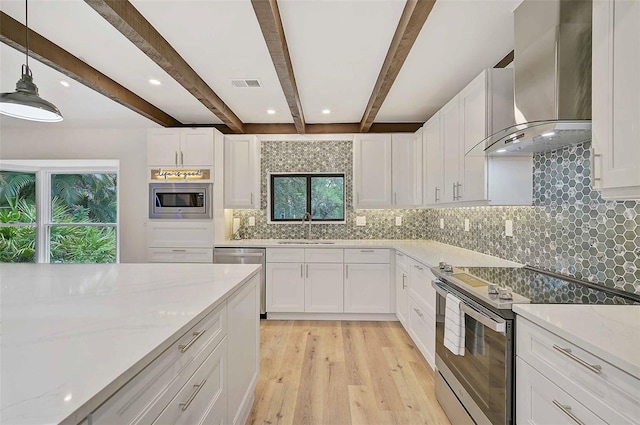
[214,248,266,317]
[430,264,640,425]
[149,182,212,219]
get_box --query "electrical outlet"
[505,220,513,237]
[356,216,366,226]
[248,216,256,226]
[464,218,470,232]
[395,216,402,226]
[439,218,444,229]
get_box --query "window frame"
[268,172,346,224]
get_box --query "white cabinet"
[147,247,213,263]
[353,133,422,208]
[344,249,392,314]
[441,96,462,203]
[405,258,436,368]
[395,251,409,326]
[304,263,344,313]
[266,262,305,312]
[592,0,640,200]
[224,135,260,208]
[423,112,443,206]
[147,128,214,168]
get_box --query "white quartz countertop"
[216,239,522,268]
[513,304,640,378]
[0,263,261,425]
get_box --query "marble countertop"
[215,239,522,268]
[0,263,261,425]
[513,304,640,378]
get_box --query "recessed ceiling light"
[149,79,162,86]
[59,80,70,88]
[267,109,276,114]
[541,131,556,137]
[322,109,331,114]
[496,149,507,153]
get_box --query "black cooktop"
[461,266,640,305]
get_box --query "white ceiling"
[0,0,523,130]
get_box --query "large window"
[270,173,345,222]
[0,161,119,263]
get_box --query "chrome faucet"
[301,212,313,240]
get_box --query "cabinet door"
[423,112,443,206]
[304,263,344,312]
[408,297,435,369]
[395,262,409,326]
[227,275,260,425]
[459,71,488,202]
[266,263,305,312]
[353,134,392,207]
[148,128,181,167]
[224,136,259,208]
[391,133,421,206]
[441,97,461,203]
[181,128,214,167]
[344,263,392,313]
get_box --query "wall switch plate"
[505,220,513,237]
[248,216,256,226]
[440,218,444,229]
[395,216,402,226]
[464,218,470,232]
[356,216,366,226]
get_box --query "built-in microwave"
[149,183,212,219]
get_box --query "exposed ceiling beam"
[213,122,423,134]
[251,0,305,134]
[494,50,514,68]
[84,0,244,133]
[359,0,436,133]
[0,11,181,127]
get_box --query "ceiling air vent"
[231,79,262,88]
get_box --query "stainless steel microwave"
[149,183,212,219]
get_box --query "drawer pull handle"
[179,330,206,353]
[171,249,187,252]
[413,308,423,318]
[402,274,407,289]
[360,250,375,253]
[180,379,207,411]
[553,345,602,374]
[552,400,585,425]
[414,265,424,271]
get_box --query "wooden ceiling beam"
[359,0,436,133]
[214,122,423,134]
[251,0,306,134]
[0,11,181,127]
[494,50,514,68]
[84,0,244,133]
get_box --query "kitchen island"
[0,263,261,425]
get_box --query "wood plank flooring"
[246,320,451,425]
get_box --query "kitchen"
[1,0,639,424]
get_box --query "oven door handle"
[459,304,506,335]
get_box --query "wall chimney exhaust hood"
[468,0,592,157]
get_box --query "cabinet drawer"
[153,337,227,424]
[147,248,213,263]
[408,297,435,368]
[395,250,408,268]
[305,248,343,263]
[92,302,227,425]
[517,358,606,425]
[147,221,214,248]
[517,318,639,424]
[266,247,305,263]
[344,248,390,264]
[408,260,436,313]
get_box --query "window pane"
[273,176,307,219]
[51,173,117,223]
[0,171,36,223]
[311,176,344,220]
[50,226,116,263]
[0,225,36,263]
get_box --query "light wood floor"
[246,320,451,425]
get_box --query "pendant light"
[0,0,63,122]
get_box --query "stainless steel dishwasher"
[213,247,266,317]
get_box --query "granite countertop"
[513,304,640,379]
[215,239,523,268]
[0,263,261,425]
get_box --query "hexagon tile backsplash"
[233,140,639,295]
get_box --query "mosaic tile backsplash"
[232,140,639,295]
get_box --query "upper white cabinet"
[423,112,443,206]
[353,132,422,208]
[592,0,640,200]
[147,128,214,168]
[224,135,260,208]
[441,96,461,203]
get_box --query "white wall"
[0,128,148,262]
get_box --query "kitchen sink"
[277,241,335,245]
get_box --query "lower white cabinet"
[344,263,392,313]
[147,248,213,263]
[305,263,344,313]
[407,297,436,368]
[266,262,305,312]
[147,221,214,263]
[395,252,409,326]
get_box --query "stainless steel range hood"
[470,0,592,157]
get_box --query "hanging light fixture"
[0,0,63,122]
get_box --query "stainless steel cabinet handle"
[552,400,585,425]
[457,182,462,200]
[178,330,206,353]
[413,308,423,318]
[346,265,349,278]
[360,249,375,253]
[396,253,404,258]
[552,345,602,374]
[180,379,207,411]
[180,151,184,166]
[592,152,602,181]
[402,274,407,289]
[306,264,309,278]
[435,187,439,202]
[171,249,187,252]
[301,264,303,278]
[250,192,254,205]
[413,265,424,271]
[175,151,178,166]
